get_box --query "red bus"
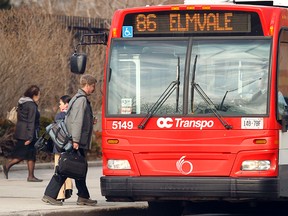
[71,0,288,214]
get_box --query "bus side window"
[277,29,288,131]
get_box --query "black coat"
[14,98,40,142]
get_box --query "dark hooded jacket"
[14,97,40,142]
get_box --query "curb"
[5,202,148,216]
[1,160,102,172]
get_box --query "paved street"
[0,162,147,215]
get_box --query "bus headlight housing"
[241,160,270,171]
[107,159,131,170]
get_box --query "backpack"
[46,95,85,151]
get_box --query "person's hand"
[93,116,98,125]
[24,140,31,145]
[73,142,79,150]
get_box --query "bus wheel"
[148,201,183,216]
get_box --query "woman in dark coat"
[2,85,42,182]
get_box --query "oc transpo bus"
[70,0,288,214]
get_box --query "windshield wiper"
[176,57,180,112]
[190,55,197,112]
[193,83,232,129]
[219,77,262,110]
[138,80,179,129]
[190,55,232,130]
[138,57,181,129]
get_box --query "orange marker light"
[269,26,274,36]
[186,6,195,10]
[253,139,267,144]
[112,28,117,37]
[107,139,119,144]
[202,6,211,10]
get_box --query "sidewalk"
[0,161,147,216]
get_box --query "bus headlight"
[241,160,270,171]
[107,159,131,170]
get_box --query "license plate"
[241,118,263,129]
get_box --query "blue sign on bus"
[122,26,133,38]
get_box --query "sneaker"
[76,197,97,206]
[42,195,63,206]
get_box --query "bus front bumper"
[101,176,279,202]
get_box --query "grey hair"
[80,74,97,87]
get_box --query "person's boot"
[76,197,97,206]
[42,195,63,206]
[2,164,8,179]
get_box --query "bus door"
[277,29,288,197]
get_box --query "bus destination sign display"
[123,11,252,36]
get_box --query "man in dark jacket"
[42,74,97,206]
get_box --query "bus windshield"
[107,38,271,116]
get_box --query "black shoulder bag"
[56,150,88,180]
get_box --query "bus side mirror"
[70,53,87,74]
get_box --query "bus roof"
[109,1,288,38]
[117,2,287,12]
[233,0,288,7]
[184,0,288,7]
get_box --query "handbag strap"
[66,95,86,116]
[64,149,83,157]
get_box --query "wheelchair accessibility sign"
[122,26,133,38]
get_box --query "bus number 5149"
[112,121,133,130]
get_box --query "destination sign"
[123,11,260,36]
